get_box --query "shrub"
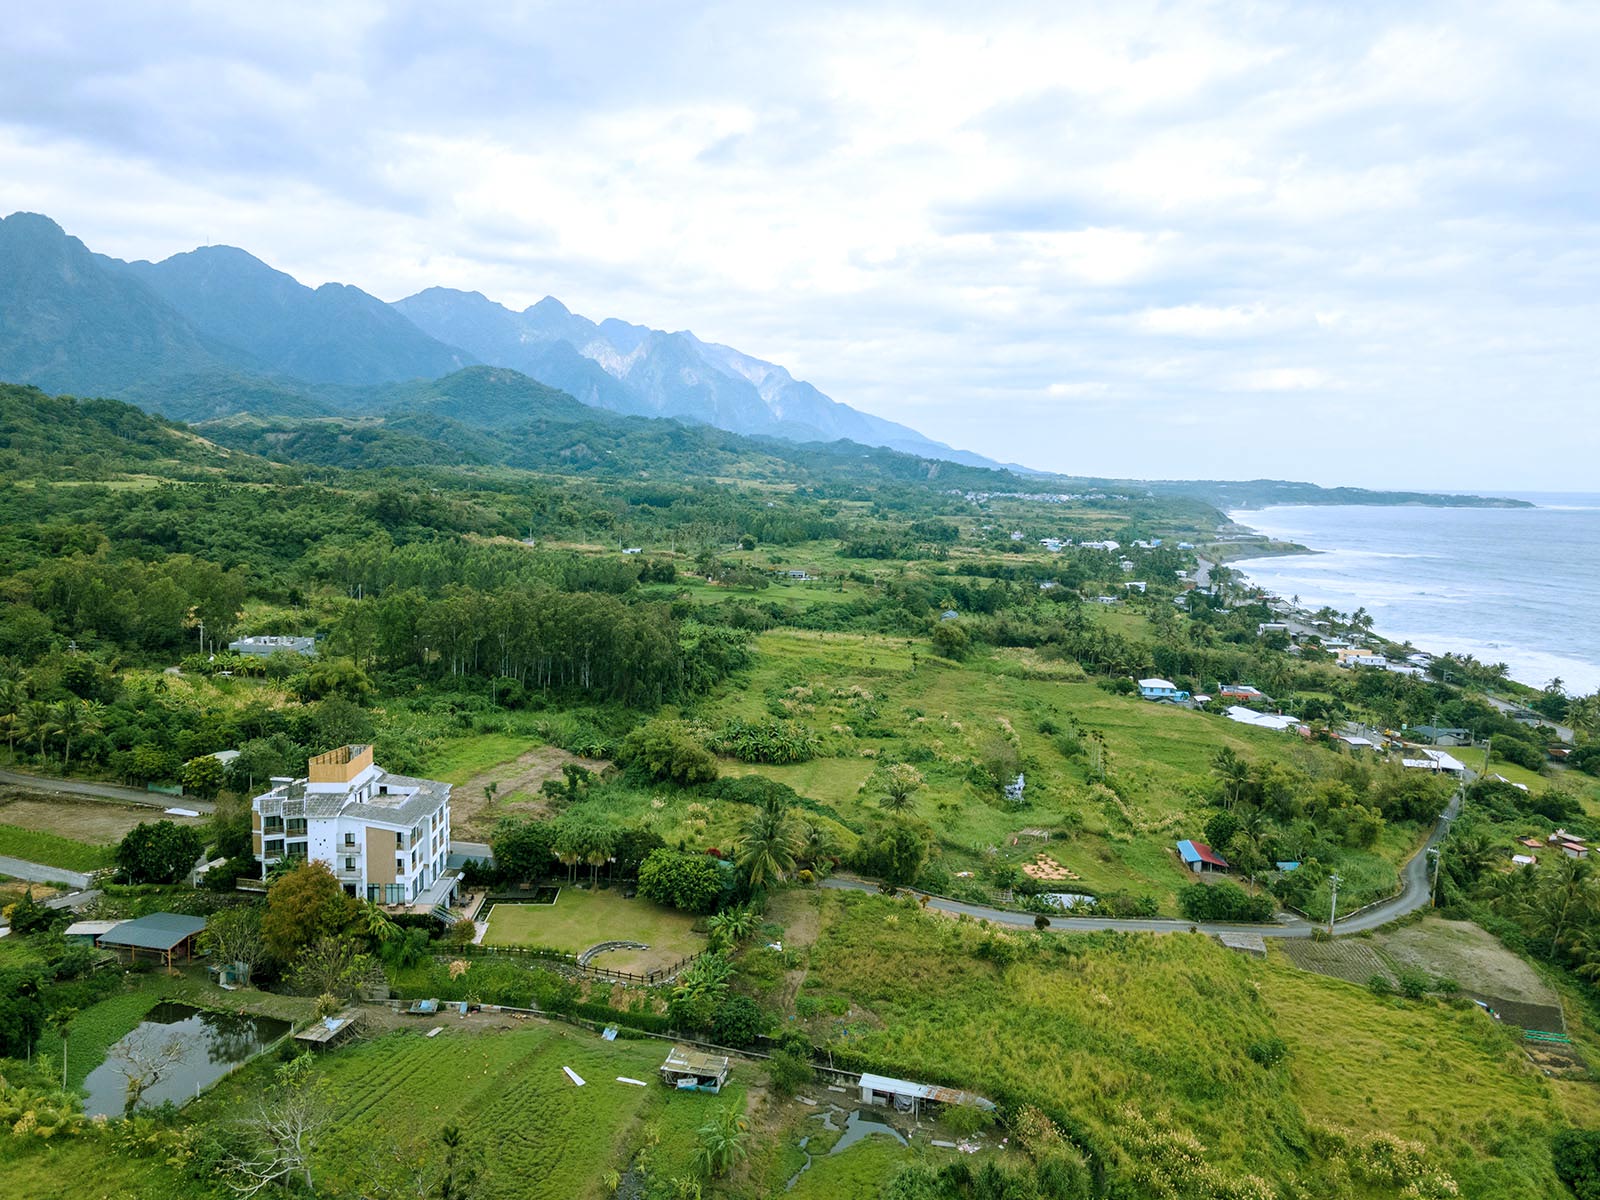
[637,849,726,914]
[1552,1128,1600,1200]
[1246,1037,1287,1068]
[620,719,718,786]
[712,720,819,765]
[1367,974,1393,997]
[1175,882,1273,923]
[1395,967,1431,999]
[710,996,767,1046]
[767,1047,813,1098]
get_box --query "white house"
[229,635,315,658]
[1138,678,1189,702]
[252,744,456,908]
[1124,581,1147,593]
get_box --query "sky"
[3,1,1597,490]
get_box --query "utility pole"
[1327,873,1342,935]
[1427,847,1441,908]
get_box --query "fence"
[442,942,709,986]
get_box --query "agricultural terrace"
[756,889,1579,1197]
[483,887,706,974]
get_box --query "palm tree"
[0,680,22,758]
[53,698,101,772]
[1516,855,1598,960]
[733,805,803,893]
[20,701,58,764]
[706,905,759,953]
[359,902,400,946]
[1211,748,1250,810]
[878,763,924,812]
[1567,695,1600,736]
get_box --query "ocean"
[1227,494,1600,696]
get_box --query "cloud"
[0,1,1597,489]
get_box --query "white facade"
[253,744,454,906]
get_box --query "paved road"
[1483,696,1574,744]
[0,767,215,814]
[0,855,93,889]
[822,789,1461,940]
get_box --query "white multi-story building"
[251,744,456,908]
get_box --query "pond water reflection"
[82,1002,292,1118]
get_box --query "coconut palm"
[732,804,803,893]
[20,700,58,764]
[1211,747,1250,810]
[53,698,101,771]
[0,680,22,757]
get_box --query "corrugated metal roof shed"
[99,912,207,951]
[1177,840,1229,868]
[858,1072,995,1110]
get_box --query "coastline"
[1216,502,1600,695]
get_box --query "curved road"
[0,767,215,814]
[823,791,1461,940]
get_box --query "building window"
[343,834,356,848]
[395,832,404,848]
[263,838,284,857]
[287,842,308,861]
[396,858,405,876]
[263,815,284,833]
[344,857,357,871]
[287,818,307,837]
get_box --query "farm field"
[0,792,202,852]
[483,887,705,973]
[0,822,113,873]
[286,1024,727,1200]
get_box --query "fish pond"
[82,1002,292,1117]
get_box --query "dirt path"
[765,891,824,1010]
[1377,917,1560,1008]
[449,747,611,838]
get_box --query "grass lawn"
[0,822,114,872]
[418,732,537,784]
[484,886,705,973]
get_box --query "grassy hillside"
[769,889,1572,1197]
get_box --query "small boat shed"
[858,1072,995,1118]
[97,912,207,968]
[660,1045,730,1093]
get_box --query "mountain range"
[0,211,1009,468]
